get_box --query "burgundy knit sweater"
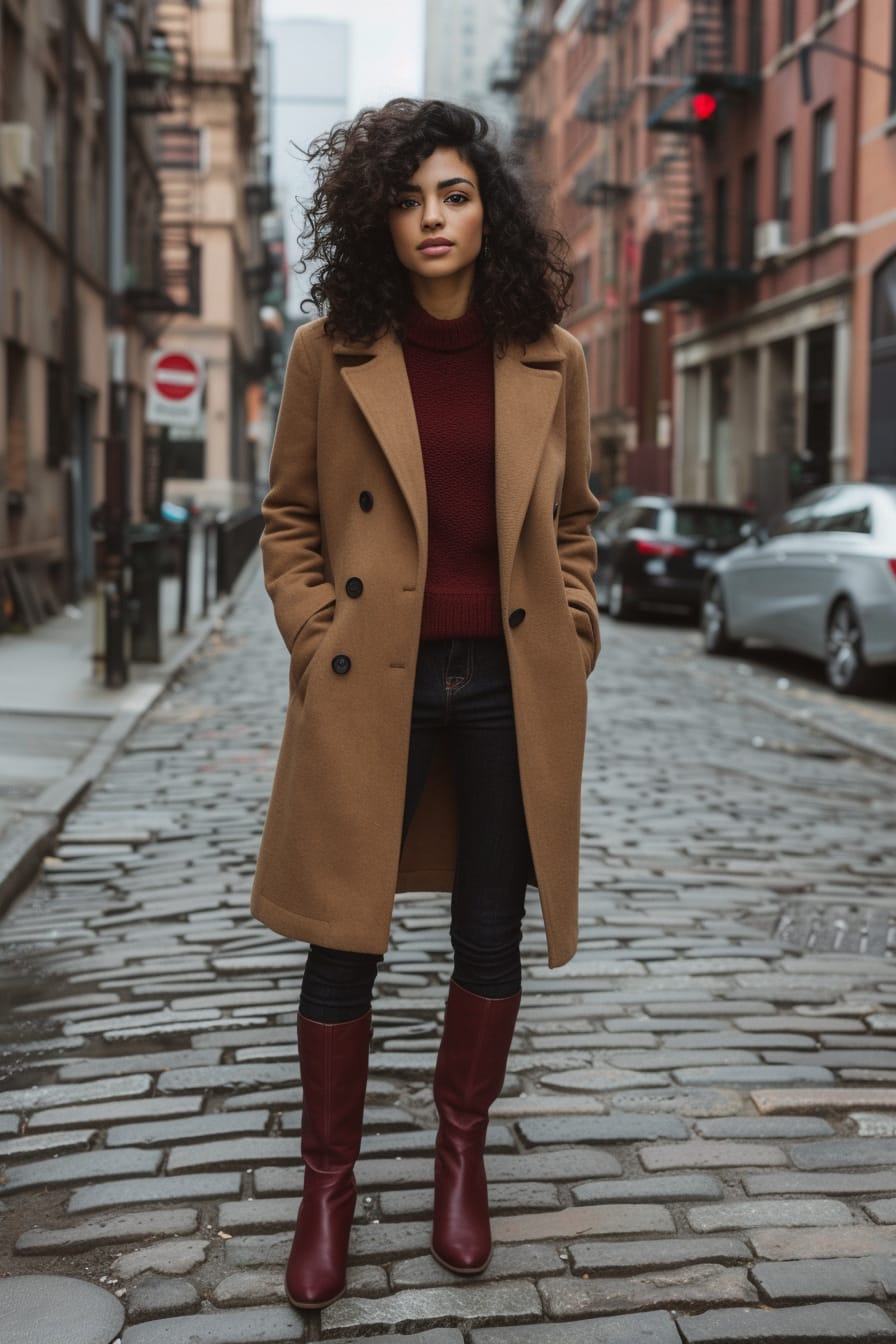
[402,301,502,641]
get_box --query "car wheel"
[826,598,870,694]
[608,571,637,620]
[702,579,739,655]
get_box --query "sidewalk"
[0,531,245,915]
[1,566,895,1342]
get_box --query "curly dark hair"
[298,98,573,349]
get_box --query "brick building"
[0,0,276,627]
[0,0,164,605]
[504,0,896,515]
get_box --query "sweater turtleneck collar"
[403,300,487,353]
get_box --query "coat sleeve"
[559,338,600,675]
[260,325,336,654]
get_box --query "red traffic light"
[692,91,718,121]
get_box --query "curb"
[689,657,896,770]
[0,552,262,919]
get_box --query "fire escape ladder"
[157,0,200,314]
[657,134,702,271]
[692,0,727,78]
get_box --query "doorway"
[869,251,896,479]
[802,326,834,495]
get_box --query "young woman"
[251,99,599,1310]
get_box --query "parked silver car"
[701,483,896,694]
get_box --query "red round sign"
[153,351,201,402]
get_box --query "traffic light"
[691,91,718,122]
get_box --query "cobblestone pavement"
[2,564,896,1343]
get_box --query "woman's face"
[388,146,485,299]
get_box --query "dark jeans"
[299,637,531,1023]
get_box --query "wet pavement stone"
[539,1264,756,1318]
[1,565,895,1337]
[472,1313,683,1343]
[125,1274,201,1321]
[677,1301,896,1341]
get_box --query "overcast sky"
[263,0,425,111]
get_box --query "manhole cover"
[775,902,896,956]
[0,1274,124,1344]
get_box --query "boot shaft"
[298,1009,372,1173]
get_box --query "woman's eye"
[397,198,419,209]
[446,193,468,205]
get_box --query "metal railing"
[215,506,263,596]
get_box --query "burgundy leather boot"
[431,980,521,1274]
[284,1009,371,1310]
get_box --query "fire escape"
[574,0,642,223]
[123,0,200,315]
[489,24,550,96]
[640,0,761,306]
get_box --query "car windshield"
[669,508,749,541]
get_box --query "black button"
[331,654,352,675]
[359,491,373,512]
[552,502,560,518]
[508,608,526,628]
[345,577,363,598]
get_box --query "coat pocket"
[289,600,335,699]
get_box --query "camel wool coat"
[251,315,599,968]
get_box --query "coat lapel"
[494,333,565,602]
[336,325,566,593]
[337,332,428,550]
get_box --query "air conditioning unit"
[755,219,790,260]
[0,124,38,190]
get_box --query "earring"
[481,237,489,261]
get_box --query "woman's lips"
[418,241,454,256]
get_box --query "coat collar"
[335,326,565,593]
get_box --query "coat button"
[508,608,526,628]
[331,654,352,675]
[345,577,363,598]
[359,491,373,512]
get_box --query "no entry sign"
[146,349,205,427]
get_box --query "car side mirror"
[742,520,767,545]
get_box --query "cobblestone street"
[2,560,896,1343]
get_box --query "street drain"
[774,901,896,956]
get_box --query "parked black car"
[594,496,754,620]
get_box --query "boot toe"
[285,1260,346,1310]
[430,1233,492,1276]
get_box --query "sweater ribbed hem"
[420,589,502,641]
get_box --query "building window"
[775,131,793,237]
[574,256,591,309]
[779,0,795,46]
[748,0,762,72]
[812,103,834,234]
[781,0,796,46]
[872,251,896,339]
[721,0,735,67]
[741,155,757,266]
[46,361,64,468]
[2,7,25,120]
[43,81,58,230]
[714,175,728,267]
